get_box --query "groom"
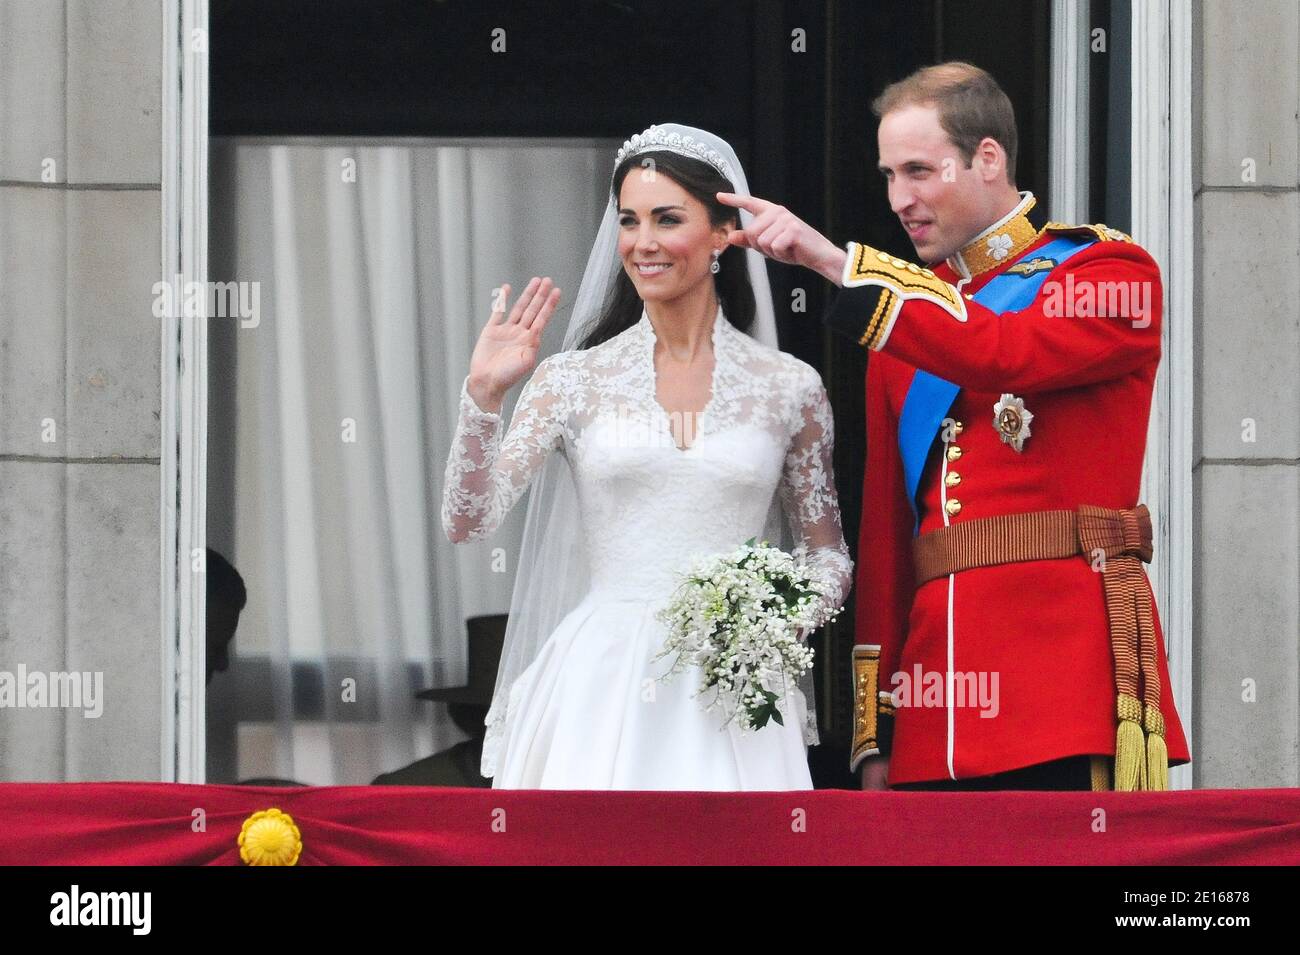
[720,62,1190,791]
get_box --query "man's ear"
[975,136,1005,184]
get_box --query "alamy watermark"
[1040,275,1153,329]
[889,665,1000,718]
[594,402,706,450]
[0,665,103,718]
[152,275,261,327]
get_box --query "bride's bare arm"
[778,369,854,617]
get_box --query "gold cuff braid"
[842,242,966,351]
[850,644,881,769]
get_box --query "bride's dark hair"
[576,150,757,350]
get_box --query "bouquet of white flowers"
[653,538,843,731]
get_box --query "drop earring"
[710,249,721,274]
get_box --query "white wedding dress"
[441,307,852,790]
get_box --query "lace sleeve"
[440,356,568,544]
[778,369,854,619]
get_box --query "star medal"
[993,393,1033,452]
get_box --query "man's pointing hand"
[716,192,847,286]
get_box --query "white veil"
[481,123,816,779]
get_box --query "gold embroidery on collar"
[950,194,1042,279]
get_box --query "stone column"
[0,0,164,780]
[1193,0,1300,787]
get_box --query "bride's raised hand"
[467,277,562,414]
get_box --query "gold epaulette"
[1043,221,1133,243]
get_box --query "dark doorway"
[208,0,1054,788]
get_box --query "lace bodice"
[441,308,853,616]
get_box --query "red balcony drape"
[1,783,1296,865]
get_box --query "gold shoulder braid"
[1043,221,1133,244]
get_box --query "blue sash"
[896,235,1094,533]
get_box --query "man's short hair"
[871,62,1019,185]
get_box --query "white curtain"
[207,138,612,785]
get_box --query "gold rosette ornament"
[992,393,1033,453]
[238,808,303,866]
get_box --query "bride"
[441,123,852,790]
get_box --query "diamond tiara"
[612,124,737,187]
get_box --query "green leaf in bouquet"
[746,688,783,730]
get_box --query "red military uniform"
[826,192,1190,788]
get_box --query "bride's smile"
[617,171,730,306]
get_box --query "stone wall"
[0,0,163,780]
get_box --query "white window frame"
[1049,0,1091,223]
[1132,0,1195,791]
[1051,0,1195,789]
[161,0,209,783]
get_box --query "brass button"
[945,471,962,487]
[953,420,964,435]
[946,445,963,462]
[945,498,963,516]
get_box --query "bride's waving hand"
[467,277,562,414]
[442,277,566,545]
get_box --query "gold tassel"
[1090,755,1111,792]
[1146,733,1168,790]
[1113,694,1146,791]
[1144,704,1169,791]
